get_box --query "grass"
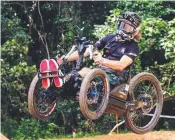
[39,129,132,140]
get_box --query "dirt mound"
[0,133,9,140]
[61,131,175,140]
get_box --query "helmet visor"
[117,20,135,34]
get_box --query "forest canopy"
[1,1,175,139]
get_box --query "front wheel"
[124,72,163,134]
[28,74,59,120]
[79,68,110,120]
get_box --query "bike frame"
[38,38,94,80]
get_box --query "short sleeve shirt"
[95,34,139,62]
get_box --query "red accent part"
[40,59,50,89]
[49,59,63,87]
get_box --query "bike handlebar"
[64,44,94,61]
[57,42,95,72]
[64,45,77,60]
[86,44,94,59]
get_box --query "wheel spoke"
[35,88,57,113]
[129,79,159,128]
[143,103,157,115]
[144,81,152,94]
[86,75,106,112]
[28,75,59,120]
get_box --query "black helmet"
[116,11,142,41]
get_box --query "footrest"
[39,59,64,88]
[38,70,61,79]
[49,59,63,87]
[39,59,50,89]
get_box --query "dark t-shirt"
[95,34,139,62]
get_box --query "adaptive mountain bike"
[28,36,109,120]
[28,36,163,134]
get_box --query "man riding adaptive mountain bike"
[29,11,163,134]
[41,11,142,95]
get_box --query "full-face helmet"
[116,11,142,41]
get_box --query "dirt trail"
[61,131,175,140]
[0,133,9,140]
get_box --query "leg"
[66,67,91,100]
[66,67,91,91]
[78,67,91,77]
[106,72,121,90]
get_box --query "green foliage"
[1,118,63,140]
[15,119,40,140]
[160,18,175,60]
[1,1,175,139]
[1,39,36,120]
[116,1,173,18]
[144,18,175,97]
[1,119,18,139]
[1,5,36,121]
[93,114,116,134]
[163,120,175,130]
[93,9,120,39]
[2,39,29,66]
[140,18,167,53]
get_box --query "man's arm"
[56,47,92,64]
[65,34,109,61]
[99,42,139,71]
[100,55,133,71]
[57,34,108,63]
[95,35,111,50]
[66,49,90,62]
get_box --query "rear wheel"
[28,74,59,120]
[124,72,163,134]
[79,68,110,120]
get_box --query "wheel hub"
[37,89,56,112]
[137,94,153,113]
[87,81,100,105]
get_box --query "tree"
[1,1,175,139]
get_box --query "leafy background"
[1,1,175,139]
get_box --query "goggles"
[117,20,136,34]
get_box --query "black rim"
[34,80,57,115]
[86,75,106,112]
[129,80,158,128]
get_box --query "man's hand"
[56,55,65,65]
[92,51,104,65]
